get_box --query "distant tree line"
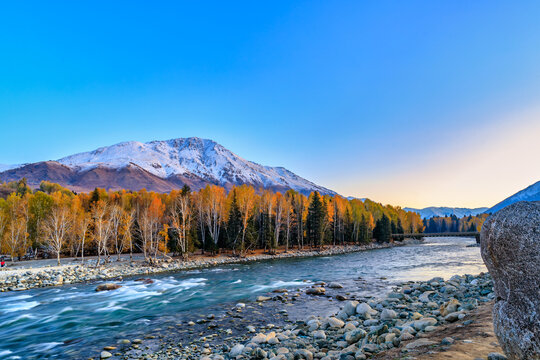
[423,214,489,233]
[0,179,425,265]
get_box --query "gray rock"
[345,329,366,344]
[294,349,313,360]
[229,344,246,357]
[328,317,345,328]
[405,339,437,349]
[444,312,461,323]
[355,303,376,319]
[412,317,437,331]
[480,201,540,359]
[100,351,112,359]
[312,330,326,340]
[361,344,379,353]
[441,337,455,345]
[487,353,507,360]
[328,282,344,288]
[343,301,359,316]
[380,309,397,321]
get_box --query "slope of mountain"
[0,164,20,172]
[0,137,335,195]
[487,180,540,213]
[404,206,489,219]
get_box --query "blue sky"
[1,1,539,207]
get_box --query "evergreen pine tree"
[227,191,242,252]
[307,192,324,248]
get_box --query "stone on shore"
[355,302,377,319]
[328,317,345,328]
[380,309,397,321]
[100,351,112,359]
[405,338,437,349]
[306,287,326,295]
[229,344,245,357]
[328,282,344,288]
[343,301,358,316]
[480,201,540,359]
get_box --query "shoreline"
[96,270,501,360]
[0,241,405,293]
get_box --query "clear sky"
[1,1,539,208]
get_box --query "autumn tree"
[235,185,256,255]
[72,196,91,263]
[283,191,293,252]
[201,185,226,253]
[41,192,72,265]
[271,192,286,253]
[122,209,135,261]
[28,191,54,258]
[2,194,28,261]
[290,191,306,249]
[138,195,165,262]
[91,199,112,266]
[109,204,124,261]
[171,185,192,259]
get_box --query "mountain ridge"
[487,180,540,213]
[0,137,335,195]
[404,206,489,219]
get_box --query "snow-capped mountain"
[0,137,335,195]
[404,206,489,219]
[487,180,540,213]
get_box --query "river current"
[0,237,486,359]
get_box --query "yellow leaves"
[148,195,165,220]
[159,223,170,241]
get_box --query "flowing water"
[0,237,486,359]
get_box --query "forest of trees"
[0,179,426,265]
[423,214,489,233]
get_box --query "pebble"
[100,351,112,359]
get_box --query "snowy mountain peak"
[55,137,335,195]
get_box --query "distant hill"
[487,180,540,213]
[404,206,489,219]
[0,137,336,195]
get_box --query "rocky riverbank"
[0,243,397,292]
[96,271,504,360]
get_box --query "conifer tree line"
[0,179,427,265]
[423,214,489,233]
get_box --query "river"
[0,237,486,359]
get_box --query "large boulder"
[480,201,540,359]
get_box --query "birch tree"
[122,209,135,262]
[72,200,91,264]
[201,185,225,252]
[110,204,124,261]
[91,200,112,267]
[138,195,165,263]
[235,185,256,256]
[272,192,285,252]
[41,193,72,266]
[171,186,192,260]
